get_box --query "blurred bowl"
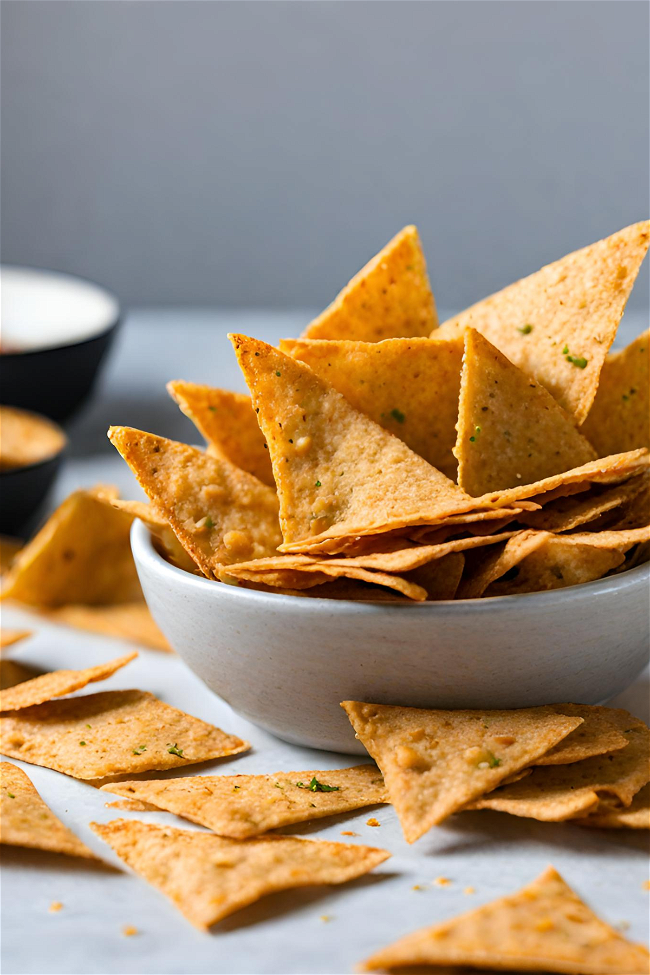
[0,406,67,536]
[131,519,650,753]
[0,265,120,422]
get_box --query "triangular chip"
[481,532,626,598]
[108,427,282,575]
[455,329,597,496]
[468,711,649,820]
[0,689,249,779]
[360,864,650,973]
[441,221,650,422]
[167,381,274,485]
[280,335,463,479]
[110,499,198,573]
[230,335,477,547]
[1,762,96,858]
[340,701,582,841]
[537,705,631,766]
[302,226,437,342]
[90,819,389,929]
[0,629,31,651]
[101,765,387,838]
[41,602,172,652]
[581,329,650,456]
[1,487,141,607]
[576,783,650,829]
[518,477,646,532]
[474,448,649,508]
[0,652,136,712]
[406,551,465,600]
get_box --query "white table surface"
[2,309,649,975]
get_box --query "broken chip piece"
[0,652,137,712]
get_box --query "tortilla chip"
[1,488,141,607]
[538,705,631,766]
[576,783,650,829]
[360,864,650,974]
[230,335,479,548]
[456,531,547,598]
[90,818,390,929]
[340,701,582,841]
[0,629,32,651]
[0,689,249,780]
[105,797,159,811]
[101,765,387,838]
[518,477,646,533]
[0,660,42,690]
[302,226,437,342]
[42,602,172,652]
[601,473,650,531]
[0,406,66,470]
[110,499,198,573]
[220,557,429,601]
[406,552,465,600]
[468,712,650,820]
[440,221,650,423]
[0,652,137,712]
[322,532,515,573]
[1,762,96,858]
[565,526,650,551]
[280,335,463,479]
[483,533,626,598]
[0,536,22,576]
[474,448,649,508]
[167,381,274,485]
[108,427,282,576]
[581,329,650,456]
[455,329,597,496]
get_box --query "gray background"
[2,0,648,312]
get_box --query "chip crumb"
[49,901,63,913]
[340,830,358,836]
[122,925,138,937]
[366,817,380,827]
[319,915,333,923]
[412,884,425,891]
[643,881,650,891]
[433,876,452,886]
[464,886,476,895]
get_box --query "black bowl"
[0,451,66,538]
[0,266,121,422]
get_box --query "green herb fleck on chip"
[132,745,147,755]
[517,324,533,335]
[6,792,15,799]
[390,408,406,424]
[315,480,321,487]
[167,743,184,757]
[296,777,340,793]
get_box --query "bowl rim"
[0,263,121,357]
[131,518,650,613]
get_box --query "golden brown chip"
[0,406,66,470]
[0,652,137,712]
[105,797,159,811]
[340,701,582,841]
[575,783,650,829]
[167,381,274,485]
[405,552,465,600]
[302,226,437,342]
[322,532,515,573]
[41,603,172,652]
[538,705,631,765]
[518,477,646,532]
[0,660,40,690]
[1,762,96,858]
[483,533,626,597]
[455,329,597,496]
[468,712,650,820]
[91,818,390,929]
[1,488,141,607]
[565,526,650,551]
[101,765,387,838]
[108,427,282,575]
[0,629,32,651]
[601,473,650,531]
[456,531,549,599]
[0,689,249,780]
[440,221,650,423]
[360,864,650,973]
[230,335,480,549]
[280,335,463,479]
[581,329,650,456]
[220,557,429,601]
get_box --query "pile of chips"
[109,222,649,599]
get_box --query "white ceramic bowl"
[132,520,650,754]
